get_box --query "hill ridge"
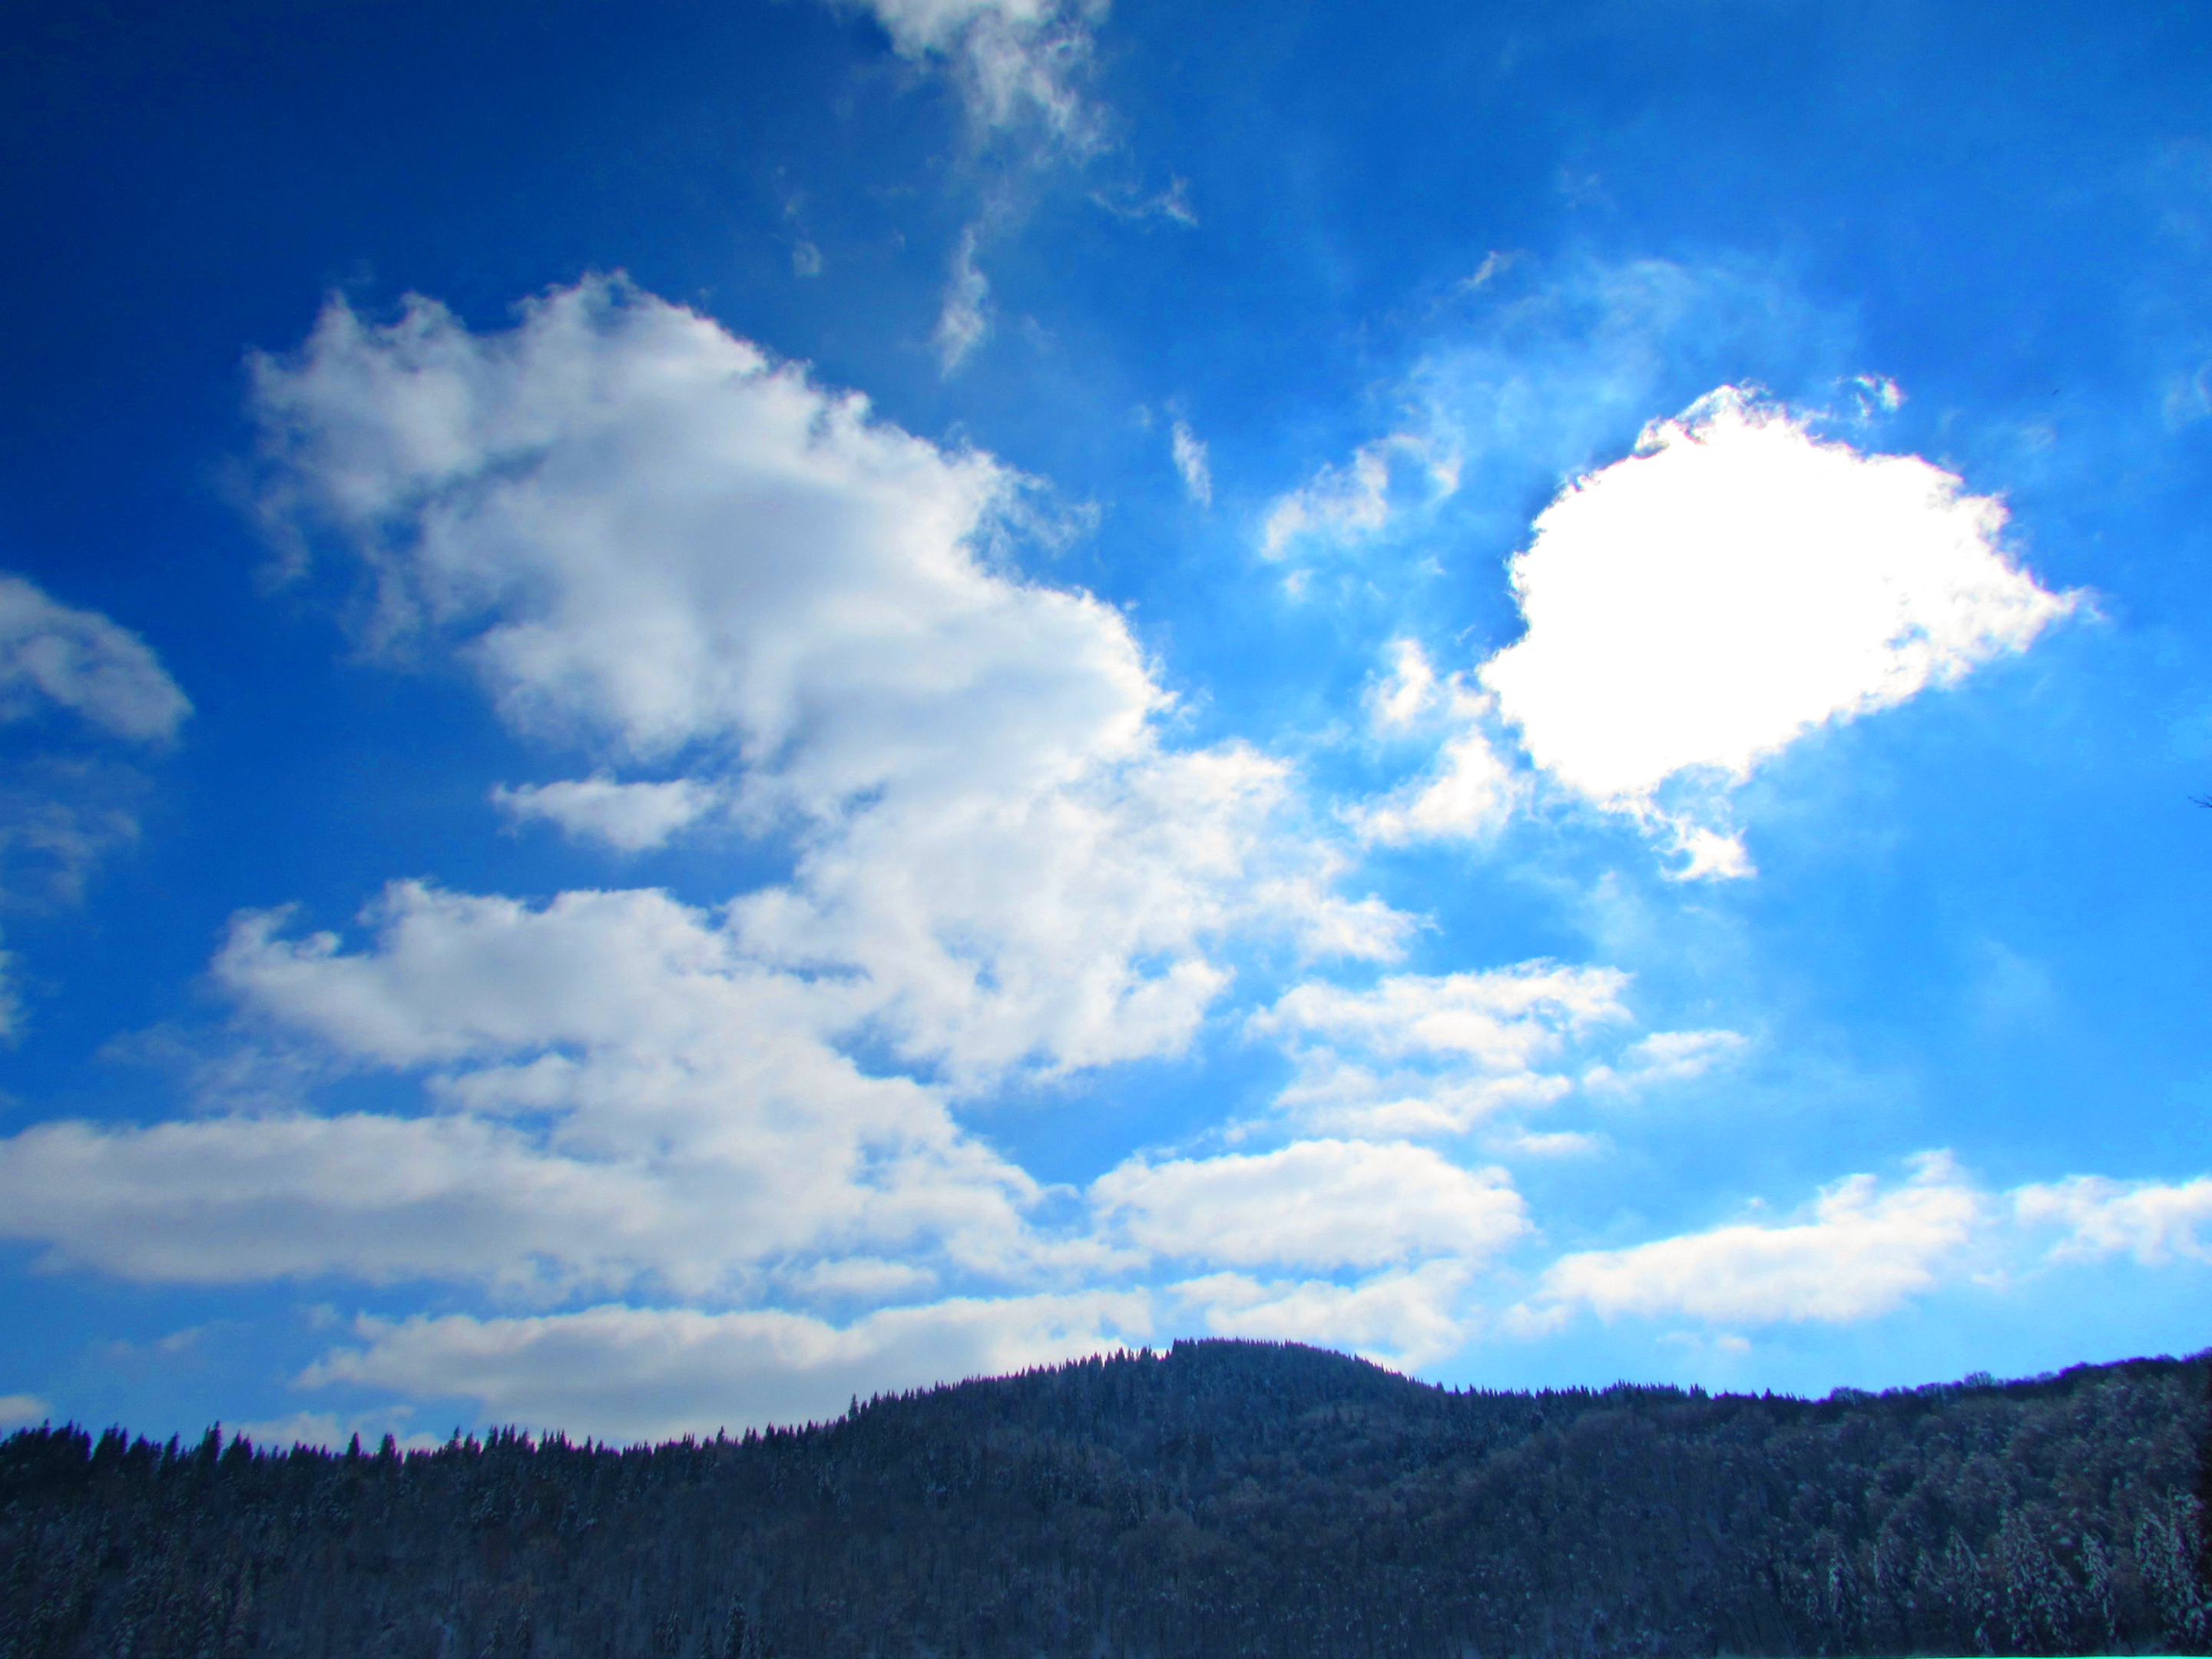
[3,1339,2208,1658]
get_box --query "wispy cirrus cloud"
[935,224,993,374]
[1170,418,1212,506]
[1261,435,1459,563]
[0,572,190,1037]
[1349,641,1522,845]
[0,575,190,743]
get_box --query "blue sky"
[3,0,2210,1448]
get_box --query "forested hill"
[4,1341,2209,1659]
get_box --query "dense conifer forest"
[2,1339,2207,1659]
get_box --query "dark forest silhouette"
[2,1339,2207,1658]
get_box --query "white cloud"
[1353,642,1523,844]
[249,278,1392,1085]
[735,738,1397,1081]
[0,1108,680,1292]
[1581,1028,1748,1095]
[1251,877,1416,964]
[839,0,1106,144]
[0,1392,48,1428]
[1366,639,1439,730]
[1253,964,1647,1137]
[1261,435,1459,561]
[1479,388,2078,876]
[1092,1139,1528,1270]
[1353,709,1520,846]
[251,280,1026,765]
[1462,250,1518,290]
[0,279,1426,1349]
[1525,1152,1985,1327]
[1306,263,2075,872]
[492,774,720,853]
[0,876,1449,1322]
[2014,1174,2212,1265]
[1353,645,1530,849]
[299,1292,1154,1443]
[935,226,992,375]
[0,882,1061,1297]
[0,760,150,912]
[1092,175,1197,227]
[1262,253,1803,573]
[1488,1128,1604,1157]
[1169,419,1212,506]
[1262,964,1631,1068]
[1276,1067,1572,1141]
[1508,1157,2212,1339]
[0,574,190,743]
[1171,1260,1472,1369]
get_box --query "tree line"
[2,1339,2207,1658]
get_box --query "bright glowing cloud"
[1479,388,2078,875]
